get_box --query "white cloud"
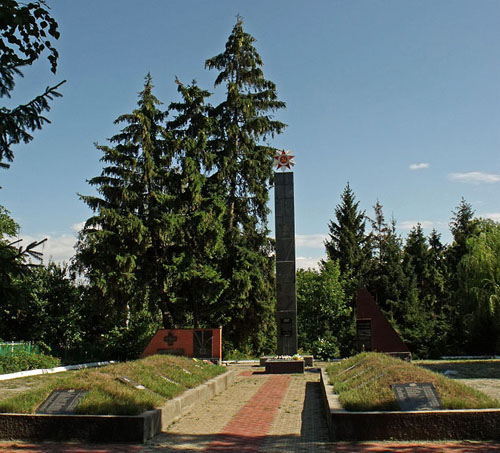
[296,256,322,270]
[71,222,85,233]
[295,233,328,248]
[409,163,429,171]
[482,213,500,222]
[17,233,77,264]
[448,171,500,184]
[399,220,435,231]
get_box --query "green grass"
[418,359,500,379]
[327,352,500,412]
[0,355,225,415]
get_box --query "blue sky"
[2,0,500,268]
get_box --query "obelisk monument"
[273,150,298,355]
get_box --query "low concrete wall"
[320,368,500,441]
[0,369,236,443]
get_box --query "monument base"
[260,355,314,367]
[265,359,305,374]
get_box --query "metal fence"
[0,342,40,357]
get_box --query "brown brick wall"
[141,328,222,360]
[356,288,410,354]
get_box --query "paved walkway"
[1,364,500,452]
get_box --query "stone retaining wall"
[320,368,500,441]
[0,369,236,443]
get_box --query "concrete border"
[0,361,115,381]
[0,369,236,443]
[320,368,500,441]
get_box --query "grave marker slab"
[36,389,86,415]
[392,382,442,411]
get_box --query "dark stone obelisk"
[275,171,298,355]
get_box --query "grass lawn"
[418,359,500,379]
[327,352,500,412]
[0,355,225,415]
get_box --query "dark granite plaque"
[392,382,442,411]
[36,389,86,414]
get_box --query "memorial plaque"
[36,389,86,415]
[392,382,442,411]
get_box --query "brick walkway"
[1,364,500,452]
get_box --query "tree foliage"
[0,0,64,168]
[297,260,352,358]
[204,17,286,352]
[325,183,371,292]
[458,219,500,354]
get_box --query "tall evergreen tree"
[76,74,170,330]
[324,183,371,287]
[445,198,478,352]
[166,79,227,328]
[427,229,448,312]
[205,17,286,352]
[447,198,477,273]
[365,203,407,315]
[403,224,430,298]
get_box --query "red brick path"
[205,375,291,452]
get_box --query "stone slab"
[392,383,442,411]
[36,389,86,415]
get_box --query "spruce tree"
[166,79,227,327]
[445,198,478,352]
[324,183,371,286]
[365,203,407,315]
[447,198,477,273]
[76,74,171,329]
[205,17,286,352]
[1,0,65,168]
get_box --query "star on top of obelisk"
[273,149,295,172]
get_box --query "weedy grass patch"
[0,355,225,415]
[327,352,500,411]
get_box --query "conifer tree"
[76,74,170,329]
[447,198,477,274]
[205,17,286,352]
[166,79,227,327]
[403,224,430,296]
[325,183,371,287]
[365,203,407,315]
[1,0,64,168]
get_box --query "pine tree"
[365,203,407,315]
[403,224,430,295]
[76,74,170,330]
[324,183,371,286]
[427,229,448,312]
[166,79,227,328]
[205,17,286,352]
[445,198,479,352]
[447,198,477,274]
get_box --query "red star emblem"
[274,150,295,171]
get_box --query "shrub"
[0,351,60,374]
